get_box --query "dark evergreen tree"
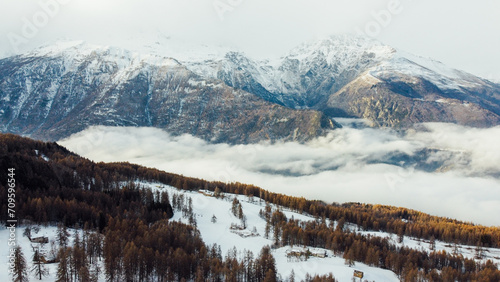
[31,246,48,280]
[56,247,71,282]
[11,246,29,282]
[57,223,70,248]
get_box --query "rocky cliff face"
[183,35,500,128]
[0,42,335,143]
[326,72,500,128]
[2,36,499,144]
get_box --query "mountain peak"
[0,42,335,143]
[1,36,499,142]
[178,35,500,127]
[285,34,395,62]
[19,40,182,69]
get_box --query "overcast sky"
[1,0,499,79]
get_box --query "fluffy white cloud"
[58,122,500,226]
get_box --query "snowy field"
[148,182,400,281]
[0,226,96,282]
[2,181,499,281]
[357,230,500,266]
[148,182,500,279]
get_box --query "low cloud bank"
[58,121,500,226]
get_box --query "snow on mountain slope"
[1,40,335,143]
[274,247,399,282]
[139,33,499,106]
[0,226,99,282]
[373,50,486,91]
[182,34,492,99]
[181,35,500,127]
[182,35,396,108]
[142,181,500,280]
[356,230,500,266]
[2,181,499,281]
[154,181,500,262]
[2,35,499,138]
[24,40,181,75]
[141,182,400,281]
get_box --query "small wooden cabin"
[31,236,49,244]
[353,270,364,278]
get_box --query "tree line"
[1,133,500,281]
[1,133,284,281]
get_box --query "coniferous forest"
[1,133,500,281]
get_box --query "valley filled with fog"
[59,120,500,226]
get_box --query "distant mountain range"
[183,35,500,128]
[1,35,499,143]
[0,41,335,143]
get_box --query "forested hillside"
[1,133,500,281]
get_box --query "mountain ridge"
[181,35,500,128]
[1,132,500,281]
[0,41,336,143]
[1,36,499,144]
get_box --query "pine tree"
[57,223,70,248]
[11,246,29,282]
[475,242,484,259]
[86,232,103,265]
[31,246,49,280]
[365,246,379,267]
[90,261,101,282]
[71,232,87,281]
[257,246,277,281]
[263,268,277,282]
[56,247,70,282]
[214,187,222,198]
[289,269,295,282]
[429,236,436,251]
[343,247,355,267]
[273,225,280,246]
[194,266,205,282]
[231,198,239,217]
[23,227,32,241]
[264,221,271,239]
[78,265,91,282]
[123,242,139,282]
[237,204,244,220]
[243,250,254,281]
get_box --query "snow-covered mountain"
[1,35,499,143]
[182,35,394,108]
[0,41,335,142]
[182,35,500,128]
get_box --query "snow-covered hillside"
[181,35,395,108]
[1,40,334,143]
[356,230,500,266]
[181,35,497,108]
[134,182,401,281]
[2,180,500,281]
[2,35,499,138]
[0,226,99,282]
[24,35,496,113]
[144,181,500,281]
